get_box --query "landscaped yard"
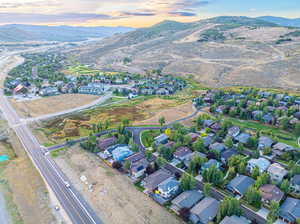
[225,117,298,147]
[141,130,161,147]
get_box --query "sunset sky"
[0,0,299,27]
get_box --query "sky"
[0,0,299,27]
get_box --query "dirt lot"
[10,94,99,118]
[35,97,193,144]
[134,101,196,126]
[0,126,57,224]
[54,145,184,224]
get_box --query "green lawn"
[50,147,67,158]
[225,117,298,147]
[141,130,161,148]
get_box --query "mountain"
[257,16,300,27]
[72,16,300,90]
[0,24,134,42]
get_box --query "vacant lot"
[54,145,183,224]
[11,94,99,118]
[35,97,194,144]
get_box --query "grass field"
[64,64,119,76]
[225,117,298,147]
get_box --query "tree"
[124,160,131,171]
[254,173,269,188]
[155,156,167,167]
[112,161,122,170]
[105,119,110,129]
[202,165,224,186]
[122,118,130,127]
[238,161,246,174]
[192,138,206,153]
[267,201,280,224]
[159,116,166,127]
[180,173,197,191]
[217,197,242,223]
[245,187,262,208]
[158,146,173,161]
[252,166,260,179]
[280,179,290,194]
[203,183,212,197]
[97,121,103,132]
[131,143,139,152]
[145,150,153,161]
[224,137,234,148]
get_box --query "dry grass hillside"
[71,16,300,90]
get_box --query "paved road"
[0,54,103,224]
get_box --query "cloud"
[121,11,156,17]
[169,11,197,17]
[0,13,115,24]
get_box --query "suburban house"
[189,197,220,224]
[234,133,251,145]
[259,184,284,205]
[272,143,294,156]
[142,169,172,193]
[164,141,175,149]
[201,159,221,172]
[247,158,271,173]
[227,126,240,138]
[157,177,180,199]
[290,175,300,196]
[257,136,274,150]
[209,142,226,154]
[267,163,288,183]
[184,152,207,168]
[126,152,145,164]
[202,136,214,147]
[220,215,251,224]
[221,149,238,164]
[227,175,255,196]
[78,83,105,95]
[111,145,133,162]
[39,87,59,96]
[279,197,300,224]
[173,147,193,161]
[97,136,117,151]
[130,158,149,179]
[171,190,204,214]
[154,134,169,145]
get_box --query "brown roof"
[259,184,284,203]
[97,136,117,150]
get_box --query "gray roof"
[154,134,169,143]
[258,136,274,149]
[234,133,250,144]
[221,149,238,162]
[190,197,220,224]
[143,169,172,191]
[220,215,250,224]
[209,142,226,153]
[171,190,204,210]
[203,136,214,147]
[291,175,300,186]
[227,175,255,195]
[158,177,180,192]
[279,197,300,223]
[202,159,220,170]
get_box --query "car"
[54,206,60,211]
[65,181,71,188]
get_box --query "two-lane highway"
[0,57,102,224]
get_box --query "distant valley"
[0,24,134,42]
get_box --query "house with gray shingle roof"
[247,158,271,174]
[267,163,288,183]
[257,136,274,150]
[190,197,220,224]
[234,133,251,144]
[171,190,204,214]
[209,142,226,154]
[227,175,255,196]
[220,215,250,224]
[279,197,300,224]
[290,175,300,196]
[157,177,180,199]
[142,169,172,193]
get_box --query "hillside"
[0,24,134,42]
[71,16,300,90]
[258,16,300,28]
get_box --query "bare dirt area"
[134,101,196,126]
[0,55,24,87]
[10,94,99,118]
[54,145,183,224]
[0,122,57,224]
